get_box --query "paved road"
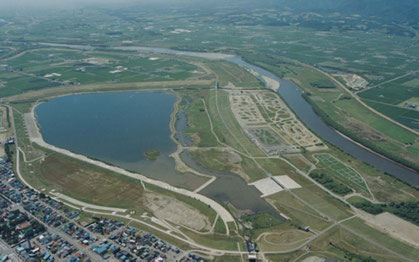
[0,240,21,262]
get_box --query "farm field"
[358,77,419,130]
[229,89,326,155]
[0,49,208,98]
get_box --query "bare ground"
[358,211,419,248]
[143,192,211,232]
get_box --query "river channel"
[113,46,418,186]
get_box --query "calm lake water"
[36,91,277,215]
[35,91,207,190]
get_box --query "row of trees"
[352,199,419,226]
[4,143,13,161]
[309,171,352,195]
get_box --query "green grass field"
[342,218,418,261]
[267,191,332,232]
[314,153,369,193]
[310,226,404,262]
[0,49,205,98]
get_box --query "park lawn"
[310,226,404,262]
[292,186,352,221]
[265,250,308,262]
[213,255,242,262]
[254,223,312,252]
[20,145,220,236]
[267,191,332,232]
[214,216,227,234]
[256,158,311,187]
[282,154,313,173]
[38,153,146,211]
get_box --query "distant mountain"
[337,0,419,24]
[220,0,419,25]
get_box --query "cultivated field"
[229,89,326,155]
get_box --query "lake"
[35,91,207,189]
[35,91,278,215]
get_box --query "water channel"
[114,46,418,186]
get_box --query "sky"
[0,0,141,9]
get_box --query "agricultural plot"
[359,76,418,105]
[314,153,369,192]
[280,120,323,149]
[229,89,325,155]
[357,76,419,130]
[229,92,266,126]
[247,128,299,155]
[364,100,419,131]
[0,49,206,98]
[255,92,291,121]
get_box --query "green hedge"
[309,171,352,195]
[348,197,419,225]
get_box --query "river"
[113,46,418,186]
